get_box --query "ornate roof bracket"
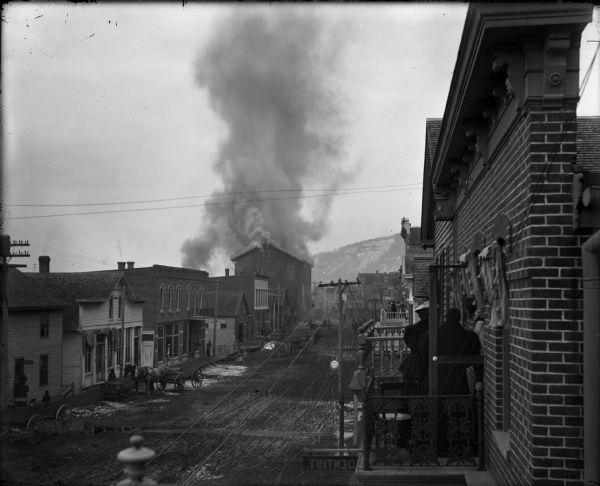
[464,121,489,165]
[491,49,525,111]
[433,186,456,221]
[542,32,573,108]
[449,161,468,193]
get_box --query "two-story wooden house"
[4,268,68,406]
[29,258,144,392]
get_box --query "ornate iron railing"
[350,319,485,472]
[361,389,484,470]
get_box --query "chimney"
[225,268,230,277]
[39,256,51,274]
[127,261,135,270]
[117,262,126,271]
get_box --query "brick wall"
[434,108,589,485]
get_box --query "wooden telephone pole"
[1,236,30,408]
[318,278,360,448]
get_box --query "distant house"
[231,241,312,323]
[30,258,144,392]
[123,263,209,367]
[4,268,68,405]
[207,271,269,340]
[198,290,250,357]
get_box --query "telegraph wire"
[6,186,420,221]
[6,183,422,208]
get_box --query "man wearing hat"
[399,301,430,391]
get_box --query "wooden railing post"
[116,435,158,486]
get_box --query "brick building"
[123,263,209,367]
[420,4,596,485]
[231,241,312,323]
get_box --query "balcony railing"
[350,320,485,476]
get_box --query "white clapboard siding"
[7,309,64,402]
[62,332,83,394]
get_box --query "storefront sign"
[302,455,358,471]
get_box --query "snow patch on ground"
[71,400,134,418]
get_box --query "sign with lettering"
[302,455,358,471]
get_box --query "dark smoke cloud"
[181,8,351,270]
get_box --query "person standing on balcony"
[435,307,481,395]
[399,301,429,392]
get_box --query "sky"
[2,3,599,276]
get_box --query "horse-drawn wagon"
[122,362,204,394]
[1,400,72,444]
[154,363,204,392]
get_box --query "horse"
[124,364,158,394]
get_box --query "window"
[157,326,164,362]
[125,328,132,363]
[199,287,203,309]
[220,323,227,329]
[176,286,181,311]
[186,285,191,311]
[39,355,48,386]
[116,329,122,366]
[165,323,179,358]
[40,312,49,338]
[109,296,123,320]
[84,344,92,373]
[160,285,166,312]
[182,323,188,355]
[169,286,173,312]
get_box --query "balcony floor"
[352,452,498,486]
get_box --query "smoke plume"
[181,8,351,271]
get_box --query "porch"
[350,320,496,486]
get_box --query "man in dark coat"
[399,301,430,390]
[436,307,481,395]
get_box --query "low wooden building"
[198,290,250,357]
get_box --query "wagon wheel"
[25,414,44,444]
[191,368,204,388]
[54,404,72,435]
[174,374,185,392]
[156,377,166,392]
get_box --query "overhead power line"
[6,183,422,208]
[6,186,421,221]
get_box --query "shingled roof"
[6,268,68,310]
[425,118,442,167]
[577,116,600,173]
[199,290,249,317]
[28,271,140,330]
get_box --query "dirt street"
[1,325,361,486]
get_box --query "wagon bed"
[1,400,72,444]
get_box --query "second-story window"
[169,286,173,312]
[176,286,181,311]
[160,285,166,312]
[186,285,191,311]
[40,312,49,338]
